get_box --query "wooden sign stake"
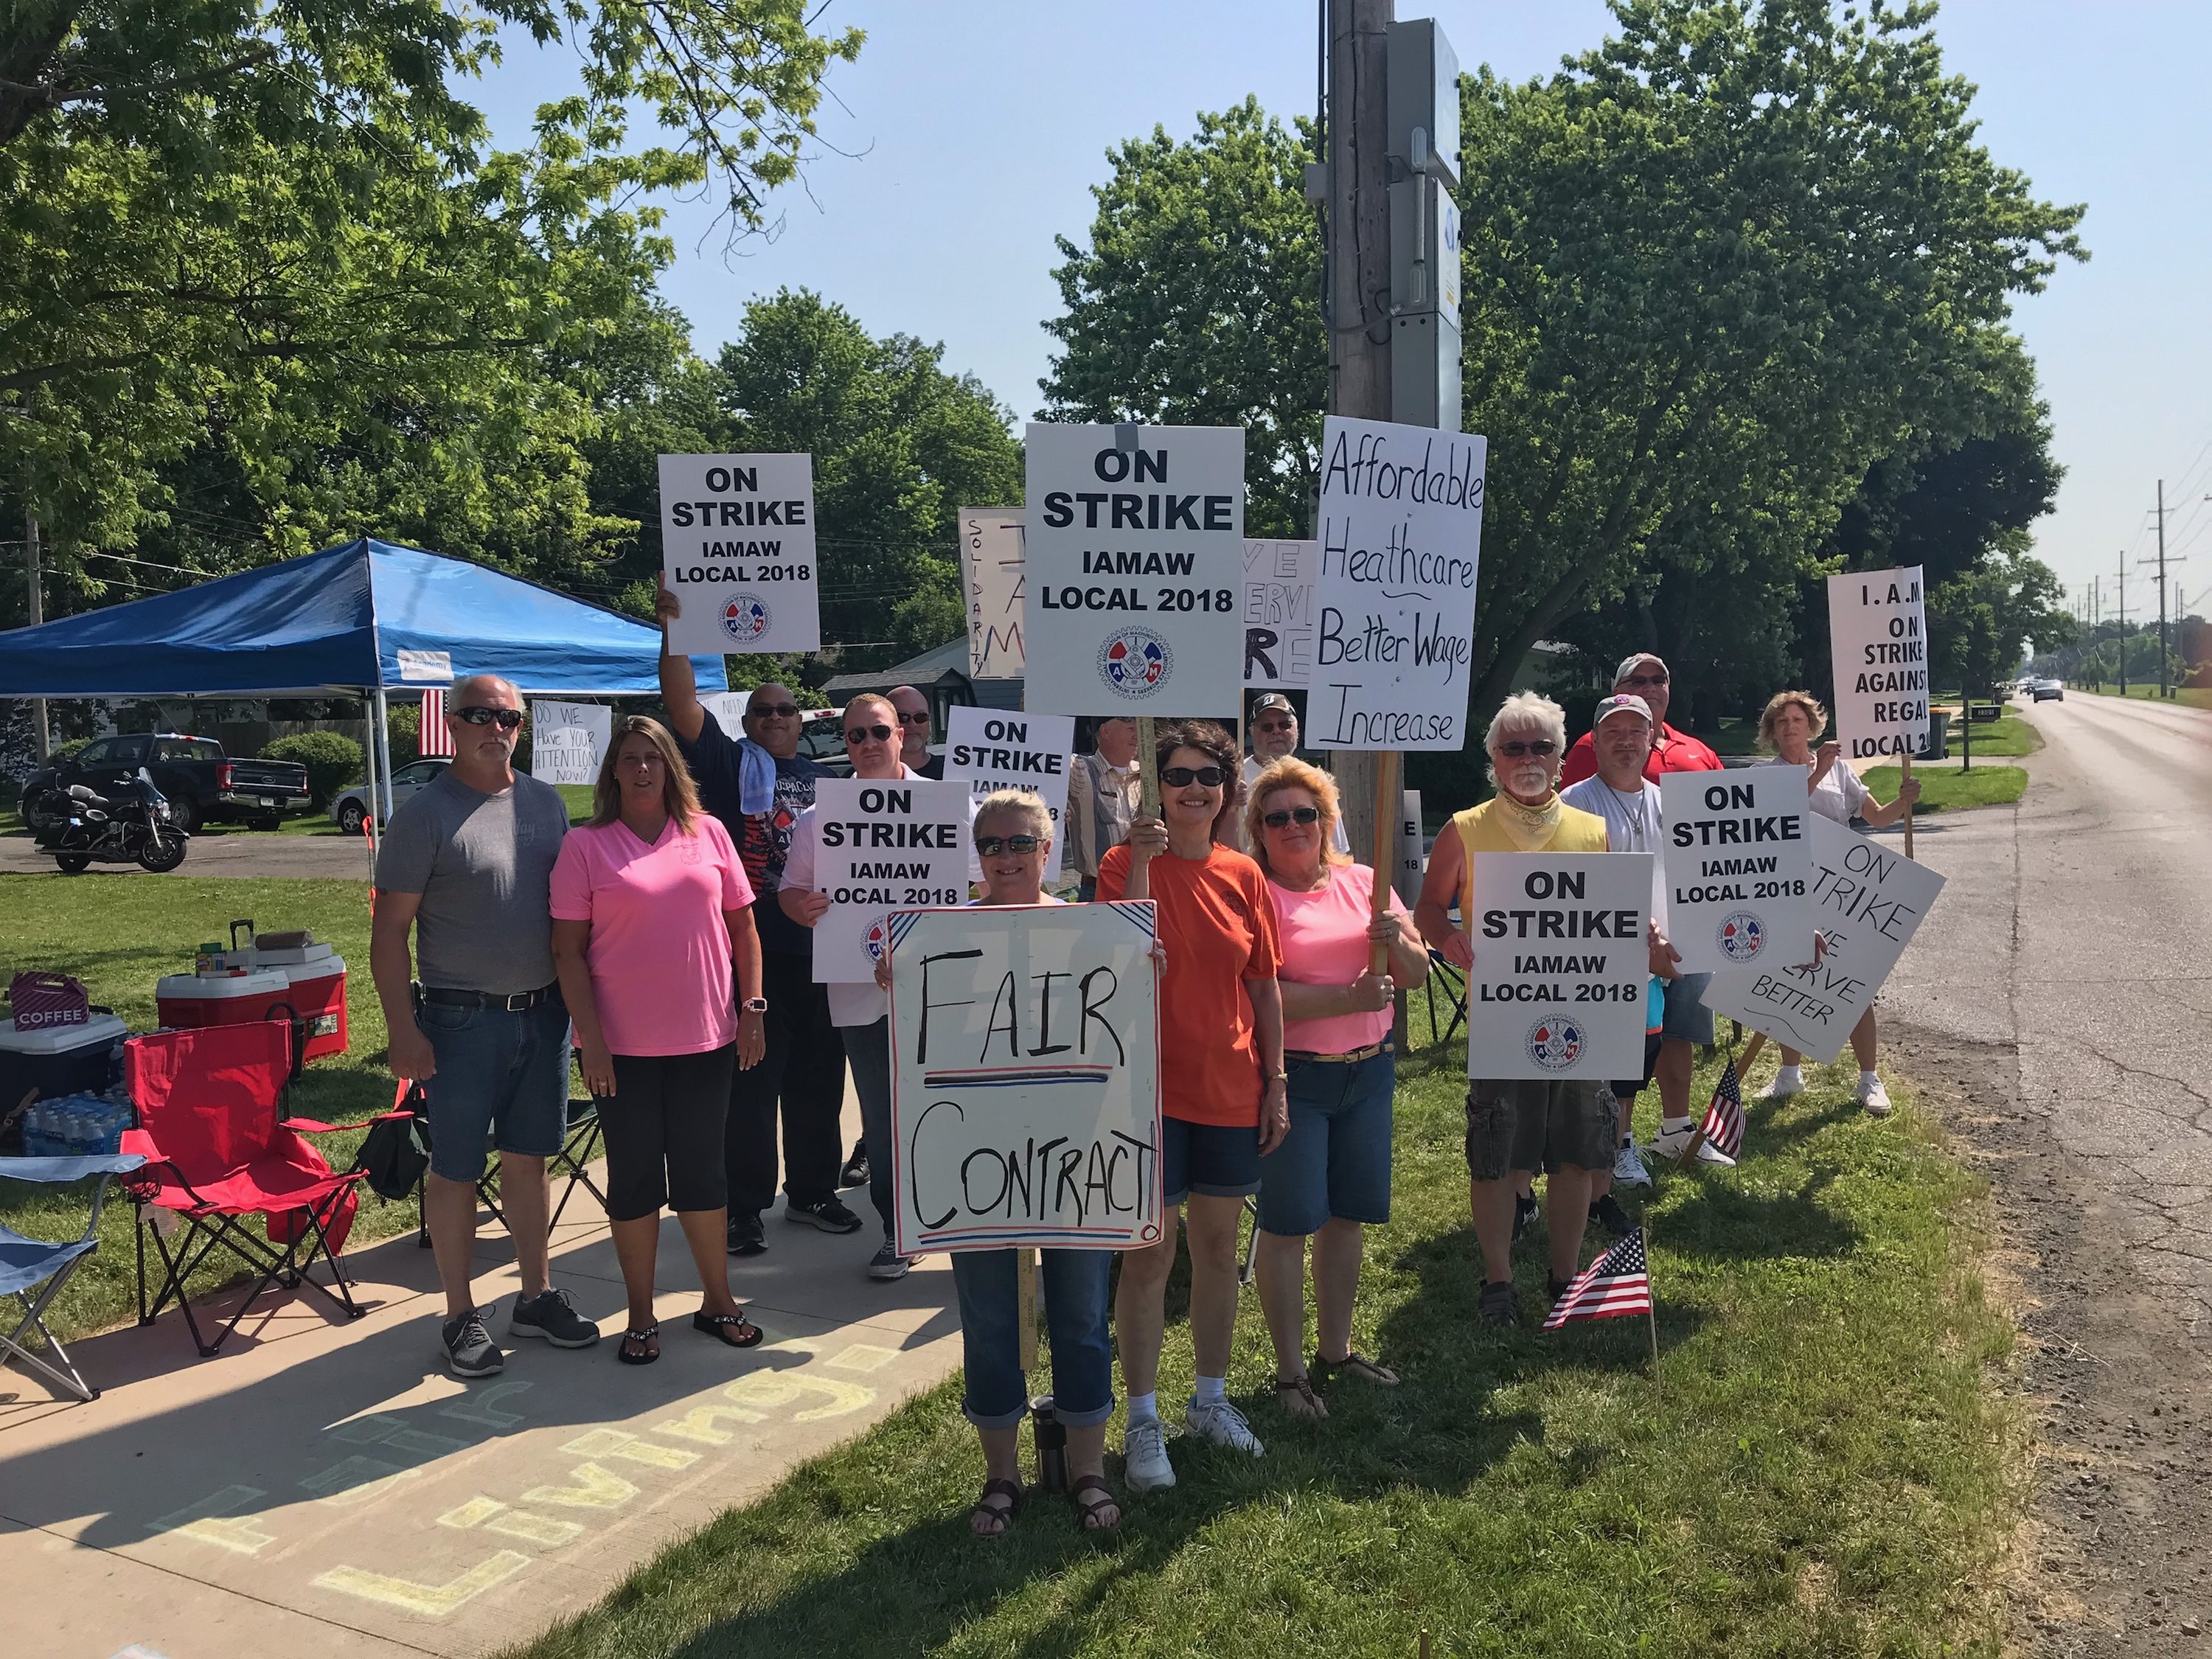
[1017,1246,1040,1372]
[1136,715,1161,821]
[1369,751,1400,975]
[1899,749,1916,860]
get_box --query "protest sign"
[888,901,1164,1253]
[1463,852,1652,1081]
[1243,538,1318,689]
[1392,788,1425,909]
[1308,416,1486,751]
[959,507,1026,680]
[808,779,973,984]
[940,706,1076,883]
[1658,768,1815,974]
[658,452,821,656]
[529,700,611,787]
[1700,815,1945,1062]
[1021,423,1245,717]
[1828,565,1929,759]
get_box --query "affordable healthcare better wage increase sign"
[658,452,821,655]
[1020,424,1244,717]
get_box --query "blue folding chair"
[0,1153,147,1401]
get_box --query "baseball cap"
[1593,693,1654,727]
[1250,692,1295,717]
[1613,652,1668,684]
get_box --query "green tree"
[1928,549,2074,699]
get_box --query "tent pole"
[361,689,382,871]
[373,686,396,824]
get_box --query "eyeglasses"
[894,710,932,726]
[1496,739,1558,758]
[1161,765,1228,787]
[454,706,524,730]
[844,724,894,744]
[747,702,799,720]
[974,833,1042,857]
[1262,807,1322,829]
[1618,672,1669,689]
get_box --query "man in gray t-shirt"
[369,674,600,1378]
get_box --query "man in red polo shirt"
[1559,653,1722,785]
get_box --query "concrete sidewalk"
[0,1093,963,1659]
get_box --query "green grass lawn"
[504,1046,2018,1659]
[1943,710,2039,758]
[1863,762,2027,813]
[2081,683,2212,710]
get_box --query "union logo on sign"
[1717,911,1765,963]
[1096,626,1172,699]
[720,592,772,644]
[863,917,888,963]
[1526,1018,1584,1072]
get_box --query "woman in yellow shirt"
[1416,692,1615,1326]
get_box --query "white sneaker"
[1611,1141,1653,1189]
[1858,1075,1893,1117]
[1761,1066,1804,1102]
[1650,1121,1737,1169]
[1183,1397,1265,1458]
[1123,1416,1176,1490]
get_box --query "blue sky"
[475,1,2212,618]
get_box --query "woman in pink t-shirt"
[1244,757,1428,1419]
[550,717,766,1366]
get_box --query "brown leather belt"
[1287,1041,1393,1065]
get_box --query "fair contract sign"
[658,452,821,656]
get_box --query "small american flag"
[1543,1226,1652,1329]
[417,689,454,757]
[1700,1057,1747,1160]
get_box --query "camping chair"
[411,1091,607,1245]
[124,1020,406,1357]
[0,1153,147,1400]
[1423,950,1468,1047]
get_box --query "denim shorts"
[1662,972,1716,1046]
[1256,1048,1394,1235]
[1161,1116,1262,1205]
[415,991,571,1182]
[950,1247,1116,1429]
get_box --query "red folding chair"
[123,1020,406,1357]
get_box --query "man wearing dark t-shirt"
[657,584,862,1254]
[1559,653,1724,785]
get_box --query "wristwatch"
[742,997,768,1015]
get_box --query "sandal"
[970,1476,1023,1539]
[1276,1371,1329,1419]
[692,1310,765,1349]
[618,1324,660,1365]
[1313,1350,1398,1387]
[1069,1473,1121,1533]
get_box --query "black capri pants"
[601,1045,738,1222]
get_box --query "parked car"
[328,756,451,836]
[798,712,855,776]
[21,734,311,835]
[2032,678,2065,702]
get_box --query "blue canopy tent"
[0,538,726,832]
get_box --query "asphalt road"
[0,823,373,879]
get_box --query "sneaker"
[1650,1121,1737,1169]
[867,1239,913,1280]
[442,1309,504,1378]
[1761,1065,1805,1102]
[1611,1140,1653,1189]
[1184,1397,1265,1458]
[509,1287,602,1349]
[1858,1074,1893,1117]
[1123,1416,1177,1491]
[840,1142,871,1190]
[1479,1281,1520,1327]
[727,1210,766,1256]
[785,1196,864,1234]
[1589,1192,1634,1237]
[1512,1192,1539,1243]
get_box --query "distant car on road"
[329,756,450,837]
[2031,678,2065,703]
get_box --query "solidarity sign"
[1462,852,1652,1081]
[888,901,1164,1253]
[807,779,973,984]
[658,453,821,655]
[958,507,1026,681]
[1658,768,1815,975]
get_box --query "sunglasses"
[895,710,931,726]
[747,702,800,720]
[974,833,1042,857]
[1161,765,1228,787]
[454,706,524,730]
[1253,718,1295,733]
[1497,739,1558,758]
[1618,673,1669,689]
[844,724,894,744]
[1262,807,1322,829]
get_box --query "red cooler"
[254,943,349,1060]
[156,970,295,1037]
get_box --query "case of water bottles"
[19,1088,136,1157]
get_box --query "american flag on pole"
[1542,1226,1652,1329]
[1699,1057,1747,1161]
[417,689,454,757]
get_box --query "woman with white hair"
[1415,692,1615,1326]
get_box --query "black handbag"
[358,1082,432,1201]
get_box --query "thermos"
[1029,1396,1068,1492]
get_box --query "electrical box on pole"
[1385,17,1461,433]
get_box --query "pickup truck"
[22,733,313,833]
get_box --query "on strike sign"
[658,453,821,656]
[1464,852,1651,1081]
[1828,565,1929,759]
[808,779,973,984]
[888,901,1164,1253]
[1309,416,1486,751]
[1658,768,1815,974]
[939,706,1075,883]
[1020,423,1245,717]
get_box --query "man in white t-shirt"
[1562,695,1736,1192]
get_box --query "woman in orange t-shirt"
[1099,720,1284,1493]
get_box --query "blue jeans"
[842,1017,894,1234]
[415,992,571,1183]
[1256,1048,1394,1235]
[949,1247,1116,1429]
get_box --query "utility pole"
[2115,549,2129,698]
[24,506,48,759]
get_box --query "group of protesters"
[367,590,1916,1538]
